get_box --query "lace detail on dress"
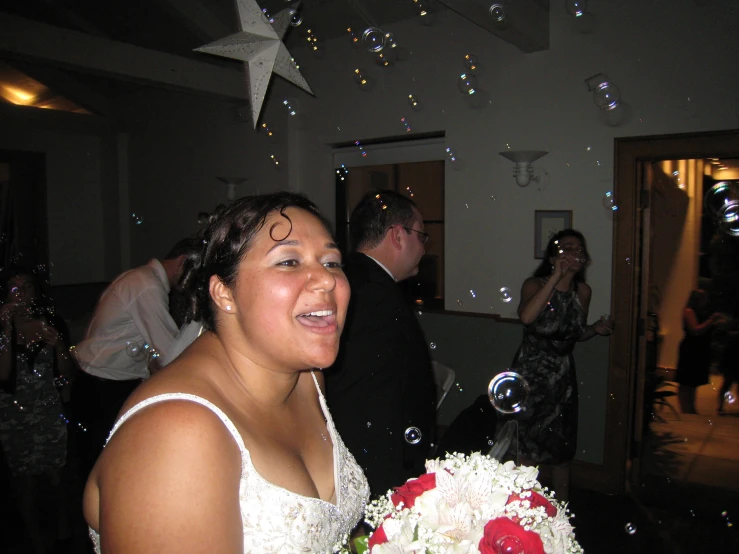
[89,372,370,553]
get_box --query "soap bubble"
[404,426,422,445]
[495,536,524,554]
[488,371,530,414]
[624,522,637,535]
[458,73,478,95]
[603,191,618,211]
[384,32,397,50]
[500,287,513,303]
[353,69,374,92]
[725,391,736,404]
[131,213,143,225]
[347,27,361,48]
[593,82,621,110]
[430,342,437,349]
[489,3,506,22]
[408,94,422,111]
[376,51,394,68]
[288,9,302,26]
[464,53,478,71]
[362,27,386,52]
[125,341,141,358]
[260,8,274,24]
[705,181,739,218]
[565,0,588,17]
[146,347,160,367]
[717,202,739,237]
[413,0,434,25]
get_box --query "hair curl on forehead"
[179,192,333,330]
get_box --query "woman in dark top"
[0,266,76,553]
[508,229,613,501]
[675,290,725,414]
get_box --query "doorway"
[607,130,739,538]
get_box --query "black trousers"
[71,370,142,481]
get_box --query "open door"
[611,130,739,495]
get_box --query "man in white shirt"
[72,238,197,478]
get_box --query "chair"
[432,361,456,410]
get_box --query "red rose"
[368,523,388,549]
[390,473,436,509]
[506,491,557,518]
[478,517,545,554]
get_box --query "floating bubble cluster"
[488,371,530,414]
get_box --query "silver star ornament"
[195,0,312,128]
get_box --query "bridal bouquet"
[358,452,583,554]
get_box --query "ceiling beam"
[152,0,234,42]
[437,0,549,53]
[9,60,114,116]
[0,13,248,102]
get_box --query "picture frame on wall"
[534,210,573,259]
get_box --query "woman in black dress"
[0,266,76,553]
[675,290,725,414]
[509,229,613,501]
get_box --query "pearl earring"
[226,305,232,311]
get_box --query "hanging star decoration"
[194,0,312,128]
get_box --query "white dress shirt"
[74,259,179,380]
[364,254,397,282]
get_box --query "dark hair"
[349,190,419,251]
[179,192,333,330]
[532,229,590,285]
[685,289,710,318]
[0,265,52,317]
[165,238,200,260]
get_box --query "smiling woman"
[82,192,369,554]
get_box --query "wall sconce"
[499,150,548,187]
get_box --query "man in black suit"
[326,190,436,497]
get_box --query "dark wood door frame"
[575,129,739,494]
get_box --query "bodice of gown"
[89,372,370,553]
[520,287,586,357]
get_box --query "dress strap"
[106,393,247,455]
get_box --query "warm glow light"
[2,85,35,104]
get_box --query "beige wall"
[652,160,704,369]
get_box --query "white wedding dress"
[89,372,370,553]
